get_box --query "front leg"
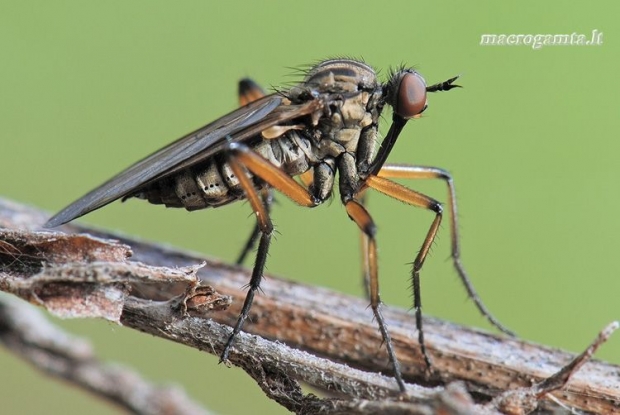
[361,175,443,371]
[376,164,514,336]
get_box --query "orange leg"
[356,192,371,300]
[299,169,314,187]
[344,198,406,391]
[360,175,440,369]
[238,78,266,107]
[220,141,318,363]
[235,188,273,264]
[235,78,273,265]
[358,167,514,371]
[376,164,514,336]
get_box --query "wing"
[45,94,321,227]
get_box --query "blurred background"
[1,1,619,413]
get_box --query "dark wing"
[45,94,321,227]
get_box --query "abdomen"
[131,133,315,211]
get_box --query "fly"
[45,59,513,390]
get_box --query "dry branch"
[0,295,213,415]
[0,197,619,415]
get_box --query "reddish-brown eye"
[394,72,427,119]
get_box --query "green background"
[1,1,618,414]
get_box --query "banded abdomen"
[133,132,317,210]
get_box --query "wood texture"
[1,197,618,414]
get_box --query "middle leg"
[344,198,407,392]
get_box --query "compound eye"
[394,72,427,119]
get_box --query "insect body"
[46,59,512,390]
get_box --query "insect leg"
[235,78,270,265]
[377,164,514,336]
[344,198,407,391]
[238,78,266,107]
[227,143,318,207]
[355,191,371,300]
[236,168,313,266]
[362,175,447,370]
[235,188,273,265]
[298,169,314,187]
[238,169,312,267]
[221,142,318,362]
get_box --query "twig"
[0,227,490,414]
[0,294,213,415]
[489,321,619,415]
[1,197,619,414]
